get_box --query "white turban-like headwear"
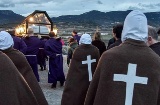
[79,34,92,45]
[0,31,14,50]
[121,10,148,42]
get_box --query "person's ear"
[113,33,116,37]
[148,36,152,41]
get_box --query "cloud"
[0,0,160,17]
[0,3,15,7]
[97,0,103,4]
[138,3,160,9]
[7,0,65,5]
[128,6,145,11]
[0,0,15,7]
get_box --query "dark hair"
[49,31,56,37]
[25,35,30,39]
[7,30,15,36]
[157,28,160,34]
[72,30,77,34]
[94,32,101,40]
[113,24,123,39]
[68,38,75,43]
[56,37,61,41]
[40,36,50,40]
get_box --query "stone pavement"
[38,55,68,105]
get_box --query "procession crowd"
[0,10,160,105]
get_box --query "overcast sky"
[0,0,160,17]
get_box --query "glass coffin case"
[16,10,53,36]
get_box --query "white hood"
[0,31,14,50]
[121,10,148,42]
[79,34,92,45]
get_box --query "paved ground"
[38,55,68,105]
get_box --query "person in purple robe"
[44,31,65,88]
[37,37,49,71]
[7,30,27,54]
[72,30,81,44]
[23,28,43,82]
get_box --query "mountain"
[0,10,160,28]
[145,12,160,26]
[0,10,25,27]
[51,10,160,27]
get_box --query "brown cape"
[61,44,100,105]
[2,48,48,105]
[84,39,160,105]
[0,51,39,105]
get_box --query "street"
[38,55,68,105]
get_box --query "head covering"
[0,31,14,50]
[121,10,148,42]
[79,34,92,45]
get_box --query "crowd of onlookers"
[1,10,160,105]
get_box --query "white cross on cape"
[82,55,96,81]
[114,63,148,105]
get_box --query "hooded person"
[61,34,100,105]
[84,10,160,105]
[0,31,48,105]
[0,51,38,104]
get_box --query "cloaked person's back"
[84,10,160,105]
[61,34,100,105]
[0,31,48,105]
[0,51,39,105]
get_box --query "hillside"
[0,10,160,28]
[51,10,160,27]
[0,10,25,27]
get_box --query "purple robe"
[44,38,65,84]
[23,36,43,82]
[25,55,39,81]
[37,48,47,69]
[73,34,81,44]
[23,36,43,55]
[12,36,27,54]
[37,40,47,70]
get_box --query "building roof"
[22,10,53,25]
